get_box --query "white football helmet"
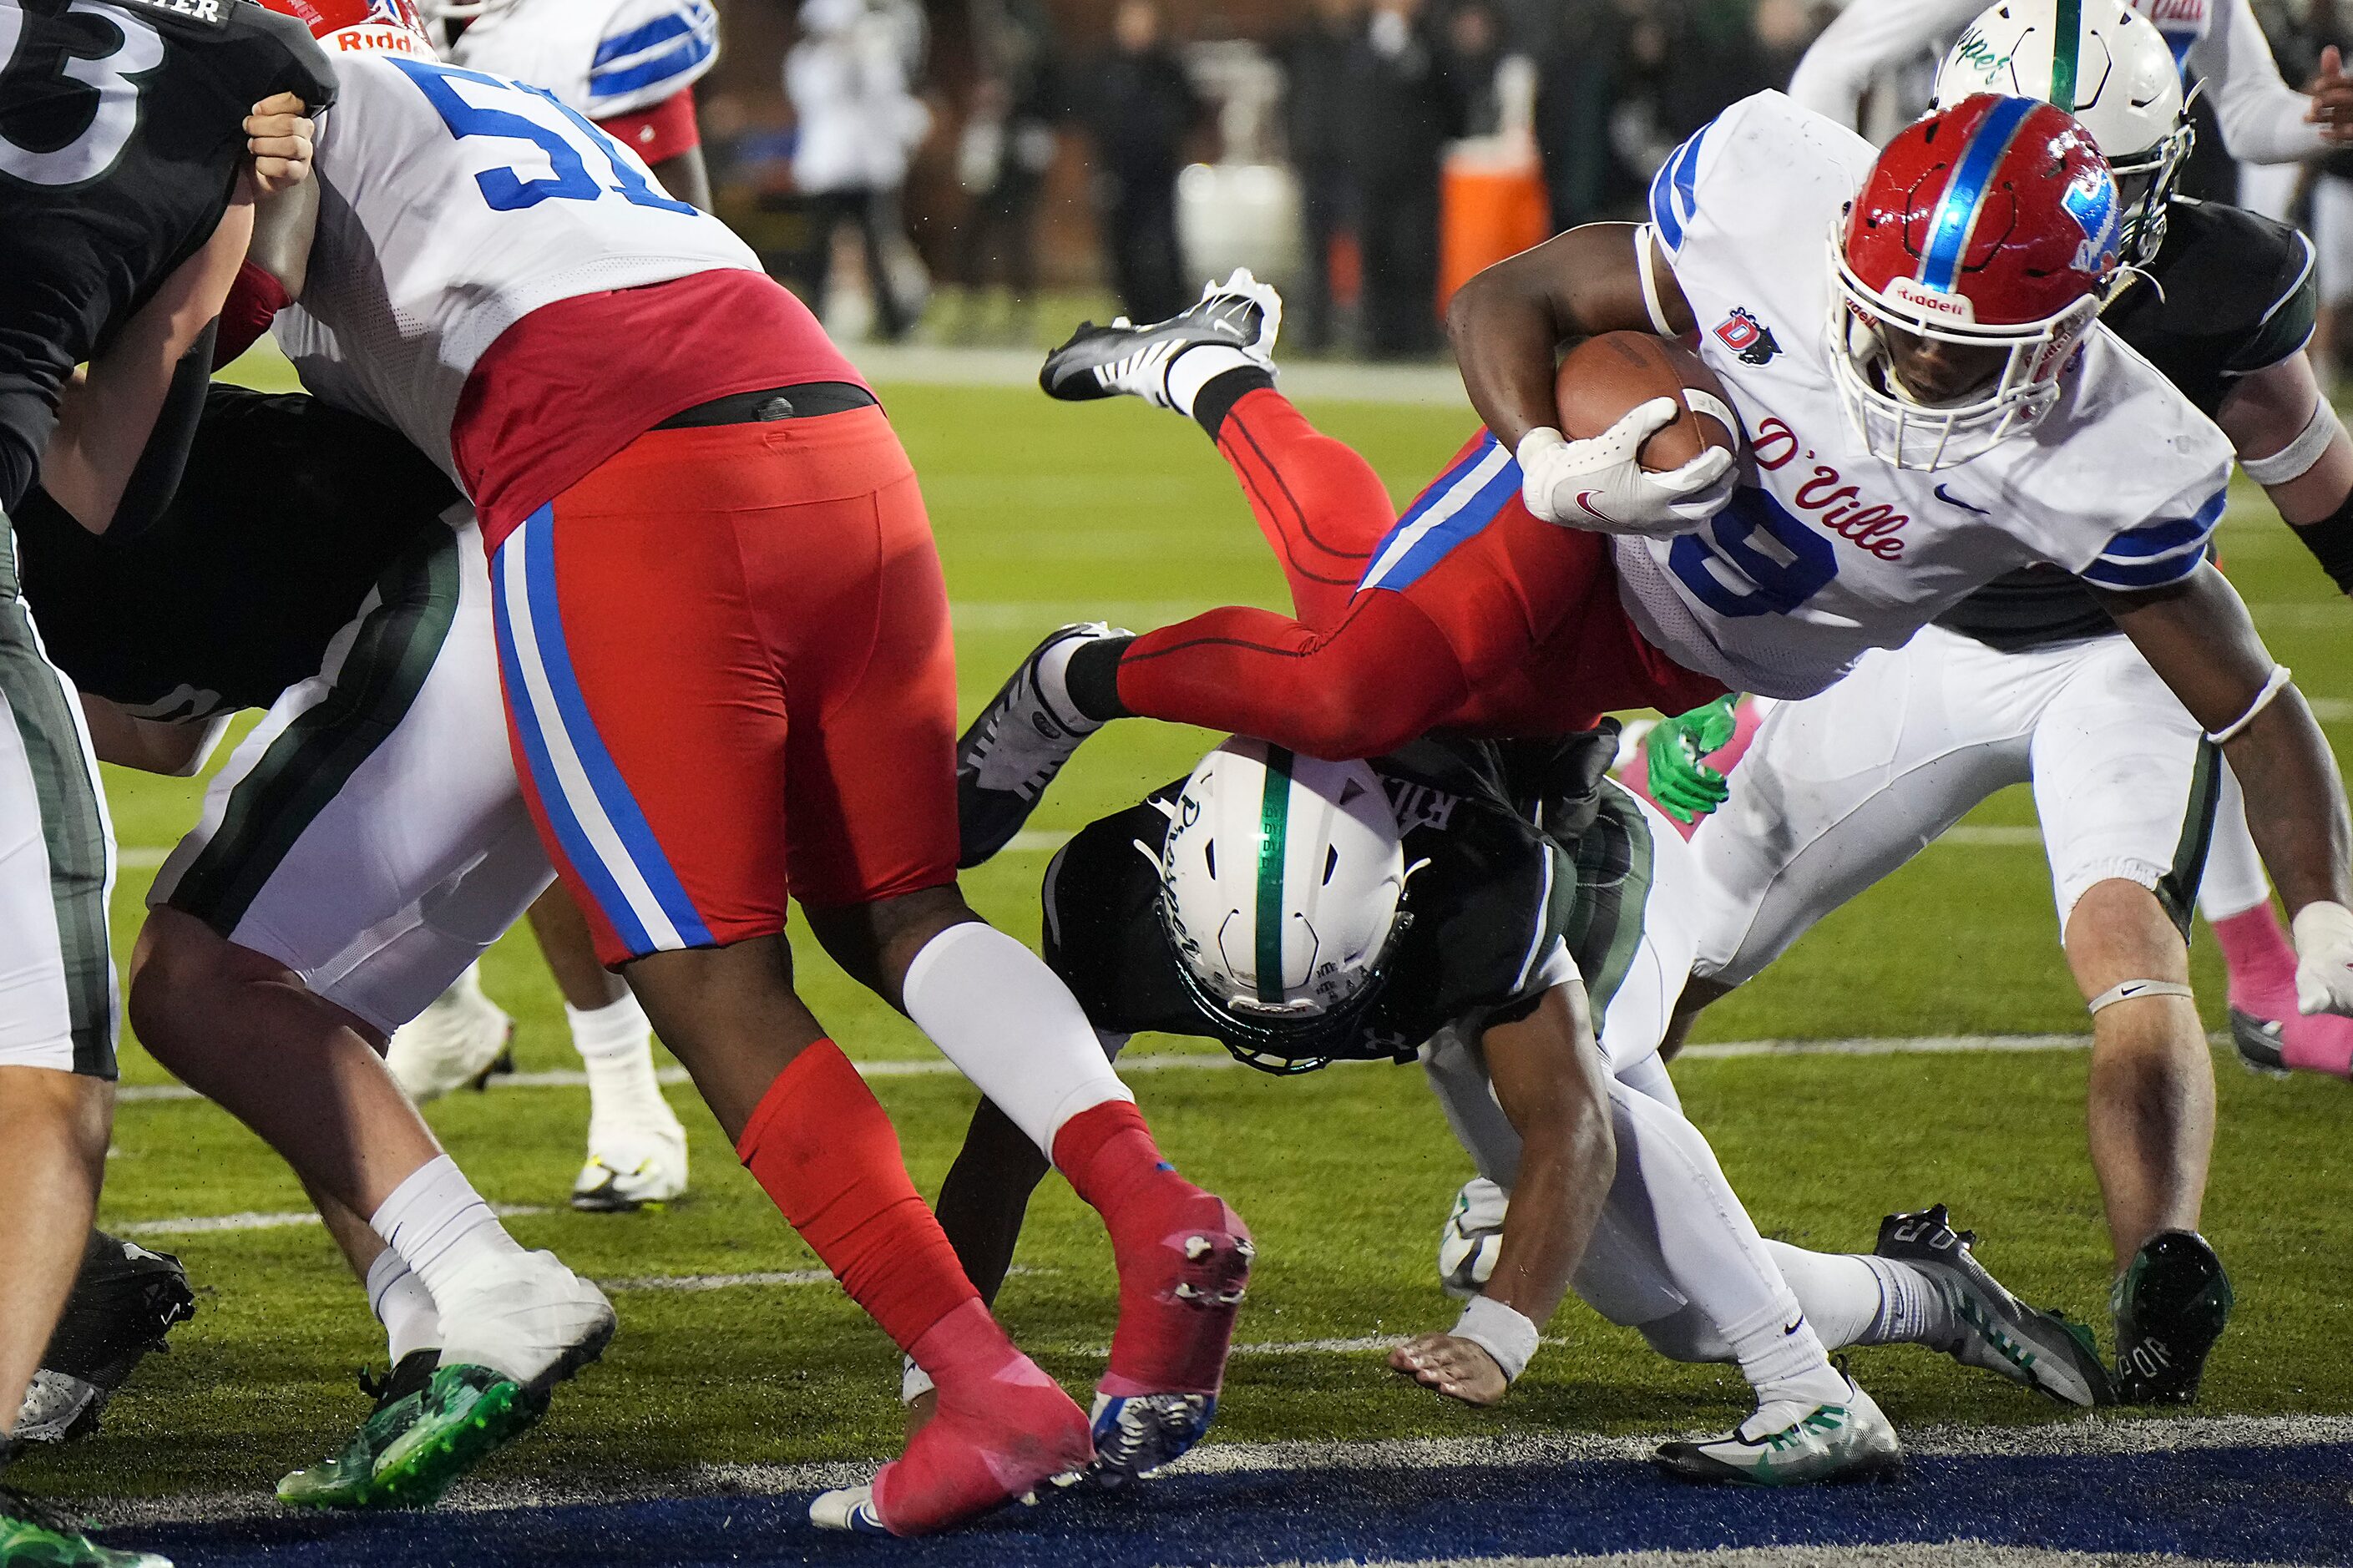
[1155,738,1409,1071]
[1931,0,2192,269]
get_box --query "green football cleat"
[0,1486,169,1567]
[362,1365,549,1509]
[2113,1229,2234,1405]
[276,1350,438,1509]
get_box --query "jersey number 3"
[0,1,164,188]
[391,58,693,216]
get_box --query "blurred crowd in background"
[687,0,2353,365]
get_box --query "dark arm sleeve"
[2226,230,2319,377]
[103,318,215,540]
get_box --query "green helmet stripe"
[1254,746,1294,1006]
[2052,0,2082,107]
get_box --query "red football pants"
[1116,388,1726,757]
[490,407,959,967]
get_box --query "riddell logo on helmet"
[1884,277,1975,324]
[331,23,428,51]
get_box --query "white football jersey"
[1610,91,2234,701]
[444,0,716,120]
[275,51,759,482]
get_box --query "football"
[1556,331,1743,472]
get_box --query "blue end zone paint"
[119,1443,2353,1567]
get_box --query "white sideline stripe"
[950,599,1224,633]
[119,1203,545,1237]
[109,1034,2107,1107]
[848,342,1470,407]
[601,1265,1040,1294]
[89,1414,2353,1527]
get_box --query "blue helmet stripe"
[1918,96,2039,294]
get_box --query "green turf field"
[18,352,2353,1505]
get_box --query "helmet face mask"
[1153,739,1412,1073]
[1829,93,2122,472]
[1930,0,2192,271]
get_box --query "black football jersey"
[13,383,454,720]
[1040,732,1658,1070]
[1936,199,2315,654]
[0,0,334,512]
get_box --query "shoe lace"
[355,1364,393,1406]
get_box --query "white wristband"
[2239,397,2340,487]
[1451,1295,1541,1384]
[1633,223,1675,336]
[902,1353,934,1405]
[2205,664,2293,745]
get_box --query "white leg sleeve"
[2196,764,2272,923]
[1687,629,2032,988]
[902,921,1133,1155]
[1421,1026,1522,1189]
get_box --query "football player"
[1789,0,2353,164]
[1789,0,2353,1087]
[14,377,600,1510]
[959,92,2353,1065]
[134,0,1259,1533]
[1644,0,2349,1409]
[930,727,2106,1485]
[0,2,326,1560]
[384,0,722,1214]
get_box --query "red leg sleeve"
[1115,589,1470,760]
[1214,387,1397,631]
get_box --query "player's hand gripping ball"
[1517,331,1742,540]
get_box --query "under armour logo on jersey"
[1713,306,1779,367]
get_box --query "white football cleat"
[809,1485,891,1535]
[1039,269,1283,413]
[433,1249,616,1393]
[386,964,514,1103]
[1654,1375,1905,1487]
[1438,1176,1508,1300]
[570,1116,688,1212]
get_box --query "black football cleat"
[1873,1204,2112,1407]
[1040,270,1280,410]
[2113,1229,2233,1405]
[16,1232,197,1443]
[956,623,1125,867]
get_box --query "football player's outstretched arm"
[2095,564,2353,1008]
[1389,983,1614,1407]
[78,695,230,779]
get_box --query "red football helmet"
[1830,93,2123,471]
[257,0,437,58]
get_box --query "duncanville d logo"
[1714,307,1779,366]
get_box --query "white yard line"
[119,1203,544,1238]
[89,1414,2353,1528]
[109,1032,2108,1109]
[848,342,1468,407]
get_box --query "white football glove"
[2291,900,2353,1015]
[1516,399,1737,540]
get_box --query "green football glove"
[1643,694,1741,824]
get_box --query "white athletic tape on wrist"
[902,1353,934,1405]
[1451,1295,1541,1384]
[2205,665,2293,745]
[1633,224,1675,338]
[2087,979,2197,1014]
[2239,397,2340,487]
[1683,389,1739,443]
